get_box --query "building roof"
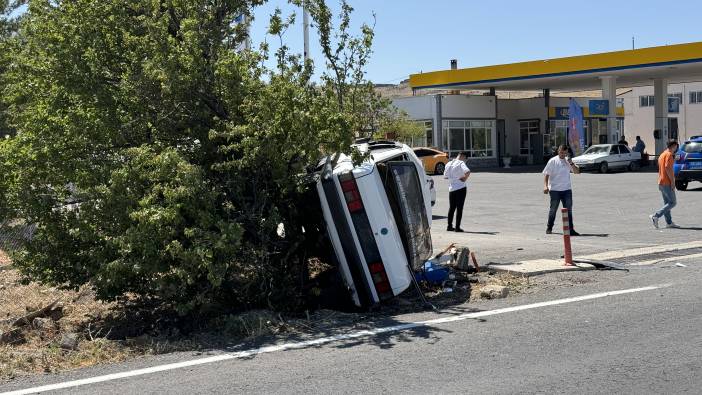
[409,42,702,92]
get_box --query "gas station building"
[393,41,702,167]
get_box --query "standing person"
[632,136,646,153]
[650,140,680,228]
[445,152,470,232]
[618,135,629,146]
[543,144,581,235]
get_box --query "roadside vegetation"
[0,0,445,379]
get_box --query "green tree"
[2,0,384,314]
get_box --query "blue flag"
[568,99,584,155]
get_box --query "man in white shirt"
[444,152,471,232]
[543,144,581,235]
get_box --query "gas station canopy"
[409,42,702,92]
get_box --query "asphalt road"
[3,170,702,394]
[3,258,701,394]
[429,168,702,263]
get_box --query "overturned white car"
[316,140,433,308]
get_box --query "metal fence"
[0,219,35,252]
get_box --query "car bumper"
[574,163,598,171]
[677,169,702,181]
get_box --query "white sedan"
[572,144,642,173]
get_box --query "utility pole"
[632,36,635,50]
[303,2,310,62]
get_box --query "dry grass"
[469,272,533,301]
[0,252,133,380]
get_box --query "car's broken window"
[378,161,432,271]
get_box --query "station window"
[690,91,702,104]
[639,95,654,107]
[669,93,682,113]
[519,120,539,155]
[405,120,433,147]
[441,120,495,158]
[546,120,568,156]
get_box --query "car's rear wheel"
[676,180,688,191]
[599,161,608,173]
[628,161,640,172]
[434,162,445,175]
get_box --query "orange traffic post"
[561,208,574,266]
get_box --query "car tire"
[628,161,640,172]
[599,161,608,174]
[675,180,688,191]
[434,162,445,175]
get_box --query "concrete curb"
[486,259,595,276]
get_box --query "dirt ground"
[0,250,530,381]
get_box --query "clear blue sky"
[250,0,702,83]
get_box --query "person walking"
[543,144,580,235]
[650,140,680,228]
[632,135,646,153]
[445,152,471,232]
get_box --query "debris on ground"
[480,285,509,299]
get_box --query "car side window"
[619,145,630,154]
[414,149,429,157]
[610,146,618,155]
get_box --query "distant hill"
[374,81,630,100]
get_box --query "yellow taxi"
[412,147,449,175]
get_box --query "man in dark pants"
[445,152,471,232]
[543,144,581,235]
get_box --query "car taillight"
[368,261,392,298]
[339,172,393,302]
[340,175,364,213]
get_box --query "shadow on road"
[549,232,609,237]
[432,215,448,220]
[668,227,702,231]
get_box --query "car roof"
[413,146,444,152]
[684,137,702,143]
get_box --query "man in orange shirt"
[650,140,680,229]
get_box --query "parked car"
[413,147,449,175]
[674,136,702,191]
[316,140,433,308]
[572,144,641,173]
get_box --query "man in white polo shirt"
[445,152,471,232]
[543,144,580,235]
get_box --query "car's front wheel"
[675,180,688,191]
[628,161,640,172]
[434,162,445,175]
[599,161,609,173]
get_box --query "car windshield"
[583,145,609,154]
[682,142,702,154]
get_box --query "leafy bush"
[1,0,379,314]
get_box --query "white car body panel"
[315,141,433,307]
[573,144,641,170]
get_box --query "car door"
[618,145,633,166]
[412,149,431,172]
[608,145,621,167]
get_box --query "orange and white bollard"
[561,208,574,266]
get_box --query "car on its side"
[413,147,449,175]
[572,143,641,173]
[674,136,702,191]
[316,140,433,308]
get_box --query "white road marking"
[2,284,669,395]
[628,252,702,266]
[578,241,702,261]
